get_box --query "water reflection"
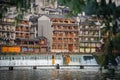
[0,69,99,80]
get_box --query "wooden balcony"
[52,22,78,26]
[52,34,58,37]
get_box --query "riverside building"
[0,18,15,45]
[0,15,48,53]
[38,15,79,53]
[78,15,102,53]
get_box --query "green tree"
[82,0,99,15]
[112,33,120,51]
[58,0,85,16]
[97,0,119,67]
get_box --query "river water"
[0,69,99,80]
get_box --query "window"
[85,31,88,35]
[91,38,94,41]
[85,38,88,41]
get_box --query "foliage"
[94,54,106,66]
[95,0,119,67]
[94,53,117,69]
[82,0,99,15]
[112,33,120,50]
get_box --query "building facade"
[38,15,79,53]
[16,20,30,40]
[0,15,49,53]
[38,15,52,52]
[51,17,79,53]
[78,15,102,53]
[30,0,58,14]
[0,18,15,45]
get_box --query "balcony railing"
[52,22,78,27]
